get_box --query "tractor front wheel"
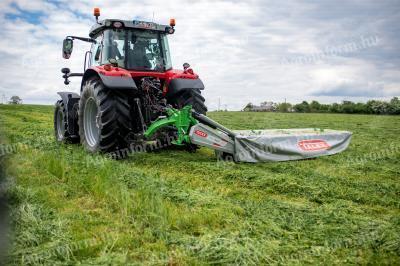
[54,100,78,143]
[54,100,68,142]
[78,77,133,155]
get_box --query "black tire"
[54,100,78,143]
[172,89,207,114]
[78,77,132,154]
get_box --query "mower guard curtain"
[233,128,352,162]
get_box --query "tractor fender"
[81,68,138,91]
[57,91,80,106]
[166,78,205,99]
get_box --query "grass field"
[0,104,399,265]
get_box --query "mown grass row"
[0,104,399,265]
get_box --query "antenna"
[152,11,155,23]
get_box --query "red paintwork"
[298,139,330,151]
[89,65,199,95]
[194,129,208,138]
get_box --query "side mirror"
[62,38,73,59]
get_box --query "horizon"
[2,97,398,111]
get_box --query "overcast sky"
[0,0,399,110]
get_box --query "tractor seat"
[128,46,152,69]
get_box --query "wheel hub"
[83,97,100,148]
[56,109,65,140]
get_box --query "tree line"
[244,97,400,115]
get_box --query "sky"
[0,0,399,110]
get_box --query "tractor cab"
[62,8,175,73]
[88,19,174,72]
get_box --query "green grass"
[1,104,399,265]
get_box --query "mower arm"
[144,105,197,145]
[144,105,236,154]
[192,111,237,138]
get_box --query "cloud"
[0,0,399,110]
[310,82,387,97]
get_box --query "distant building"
[243,101,276,112]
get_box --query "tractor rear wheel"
[172,89,207,114]
[78,77,132,155]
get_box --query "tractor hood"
[83,66,204,97]
[92,65,199,80]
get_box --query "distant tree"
[277,102,292,112]
[243,102,253,111]
[341,101,356,114]
[310,100,321,112]
[319,104,330,112]
[389,97,400,114]
[256,98,399,115]
[294,101,310,113]
[366,100,377,114]
[363,100,389,114]
[260,101,278,111]
[370,101,390,114]
[271,102,278,112]
[329,103,340,113]
[9,96,22,104]
[354,102,367,114]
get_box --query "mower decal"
[194,130,208,138]
[212,137,228,147]
[298,139,330,151]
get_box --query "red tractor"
[55,8,206,155]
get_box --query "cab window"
[90,34,103,67]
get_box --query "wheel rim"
[56,109,65,140]
[84,97,100,148]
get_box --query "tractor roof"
[89,19,171,37]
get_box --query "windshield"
[101,29,172,71]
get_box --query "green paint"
[144,105,197,145]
